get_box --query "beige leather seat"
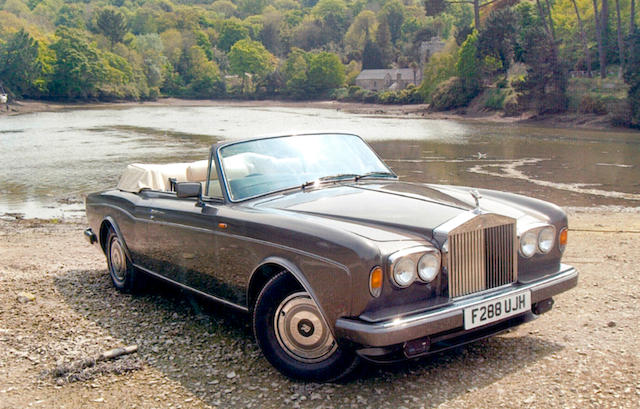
[186,160,222,197]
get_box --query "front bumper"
[335,265,578,349]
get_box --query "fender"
[100,216,134,262]
[249,256,338,337]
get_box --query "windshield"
[218,133,394,201]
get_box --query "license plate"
[463,290,531,330]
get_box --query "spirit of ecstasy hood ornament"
[470,189,482,213]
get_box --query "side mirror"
[176,182,202,199]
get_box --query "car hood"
[253,181,488,242]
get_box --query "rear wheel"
[253,272,359,382]
[106,228,139,293]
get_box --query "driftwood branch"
[52,345,138,378]
[99,345,138,361]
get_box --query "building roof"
[356,68,417,81]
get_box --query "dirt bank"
[2,98,631,132]
[0,212,638,408]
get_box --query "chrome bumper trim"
[335,265,578,347]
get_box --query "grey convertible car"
[84,132,578,381]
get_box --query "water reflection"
[1,106,639,218]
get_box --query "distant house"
[355,68,422,92]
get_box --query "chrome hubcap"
[274,292,338,363]
[109,238,126,282]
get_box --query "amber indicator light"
[218,223,228,229]
[559,228,568,246]
[369,266,383,297]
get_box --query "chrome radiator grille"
[447,218,517,298]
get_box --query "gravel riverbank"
[0,212,638,408]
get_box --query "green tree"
[477,9,517,73]
[0,29,43,97]
[211,0,237,18]
[130,8,159,35]
[376,20,392,67]
[345,10,377,51]
[624,30,640,126]
[238,0,268,17]
[292,17,324,50]
[261,9,284,56]
[181,46,225,98]
[55,4,85,29]
[518,19,567,114]
[424,0,500,30]
[362,39,384,69]
[418,49,457,102]
[283,48,309,97]
[456,30,480,94]
[228,38,276,92]
[379,0,404,44]
[135,34,167,90]
[307,51,345,94]
[49,27,105,99]
[95,7,128,46]
[218,19,250,52]
[311,0,348,43]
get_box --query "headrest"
[186,160,210,181]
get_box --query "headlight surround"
[389,246,441,288]
[520,230,538,258]
[417,251,441,283]
[537,226,555,253]
[519,224,558,257]
[392,257,416,287]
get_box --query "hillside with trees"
[0,0,638,126]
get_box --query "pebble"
[226,371,236,379]
[16,292,36,303]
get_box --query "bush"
[430,77,472,111]
[483,88,507,110]
[609,100,632,127]
[329,87,348,100]
[578,95,607,115]
[418,50,457,102]
[398,85,423,104]
[503,92,522,116]
[377,91,399,104]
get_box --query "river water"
[1,105,639,219]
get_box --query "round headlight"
[393,257,416,287]
[520,230,537,258]
[417,252,440,282]
[538,226,555,253]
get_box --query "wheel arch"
[247,257,335,336]
[99,216,133,261]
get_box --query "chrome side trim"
[134,264,249,313]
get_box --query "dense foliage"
[0,0,637,124]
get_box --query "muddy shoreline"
[0,212,639,408]
[1,98,626,132]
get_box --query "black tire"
[105,228,139,293]
[253,272,359,382]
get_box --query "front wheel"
[106,228,139,293]
[253,272,359,382]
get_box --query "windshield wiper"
[355,171,397,181]
[301,172,396,189]
[301,174,359,189]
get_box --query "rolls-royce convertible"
[84,132,578,381]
